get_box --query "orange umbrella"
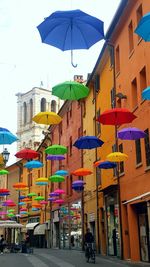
[93,160,104,167]
[13,182,27,188]
[22,197,32,202]
[32,203,42,208]
[72,168,92,176]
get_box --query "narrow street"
[0,249,149,267]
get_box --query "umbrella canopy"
[49,175,65,182]
[45,145,67,155]
[97,108,136,125]
[18,202,26,206]
[24,160,43,169]
[27,192,37,197]
[134,12,150,41]
[46,155,65,160]
[40,201,48,205]
[55,170,68,176]
[0,170,9,175]
[34,196,45,201]
[98,161,117,169]
[0,131,18,145]
[54,199,64,204]
[36,177,48,182]
[48,197,56,202]
[54,189,65,194]
[15,148,39,159]
[52,81,89,100]
[13,183,27,189]
[73,136,104,149]
[37,9,104,67]
[72,180,85,191]
[117,127,146,140]
[32,111,62,125]
[72,168,92,176]
[93,160,104,167]
[106,152,128,162]
[142,86,150,100]
[49,192,60,197]
[36,182,48,186]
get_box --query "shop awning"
[0,220,23,228]
[123,191,150,205]
[26,222,39,230]
[34,223,47,235]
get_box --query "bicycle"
[85,243,96,263]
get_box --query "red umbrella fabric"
[97,108,136,126]
[15,149,39,159]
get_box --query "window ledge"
[145,166,150,172]
[129,49,135,59]
[135,162,142,169]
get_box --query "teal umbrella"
[52,81,89,100]
[45,145,67,155]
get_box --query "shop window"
[131,78,138,109]
[119,143,124,174]
[96,109,101,136]
[144,129,150,167]
[23,102,27,125]
[41,98,46,111]
[29,99,33,122]
[136,4,143,41]
[135,139,142,165]
[115,45,120,74]
[140,66,147,95]
[128,20,134,54]
[51,100,56,112]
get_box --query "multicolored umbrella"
[46,155,65,160]
[32,111,62,125]
[24,160,43,169]
[73,135,104,149]
[142,86,150,100]
[117,127,146,140]
[134,12,150,41]
[72,168,92,176]
[49,175,65,182]
[15,148,39,159]
[106,152,128,162]
[98,161,117,169]
[45,145,67,155]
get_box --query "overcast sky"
[0,0,121,165]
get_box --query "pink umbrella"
[40,201,48,205]
[54,199,64,204]
[54,189,65,194]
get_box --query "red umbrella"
[97,108,136,126]
[71,168,92,176]
[15,148,39,159]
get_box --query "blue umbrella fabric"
[0,131,18,145]
[134,12,150,41]
[142,86,150,100]
[0,127,9,132]
[98,161,117,169]
[73,136,104,149]
[24,160,43,169]
[55,170,68,176]
[117,127,146,140]
[37,9,104,67]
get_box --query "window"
[28,173,32,187]
[96,109,101,135]
[69,175,73,195]
[51,100,56,112]
[119,144,124,174]
[69,137,72,156]
[128,21,134,53]
[29,99,33,122]
[23,102,27,125]
[135,139,142,165]
[136,4,143,41]
[41,98,46,111]
[38,170,40,177]
[140,66,147,94]
[78,127,81,138]
[115,45,120,74]
[131,78,138,108]
[94,75,100,93]
[66,111,69,126]
[109,45,114,68]
[144,129,150,167]
[111,88,115,108]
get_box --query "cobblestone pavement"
[0,248,149,267]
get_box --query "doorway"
[138,213,149,262]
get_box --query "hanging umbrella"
[45,145,67,155]
[55,170,68,176]
[134,12,150,41]
[98,161,117,169]
[13,182,27,189]
[32,203,42,208]
[54,189,65,194]
[54,199,64,204]
[36,182,48,186]
[15,148,39,159]
[40,201,48,205]
[72,168,92,176]
[32,111,62,125]
[37,9,104,67]
[34,196,45,201]
[32,208,40,211]
[19,195,27,199]
[52,81,89,100]
[73,136,104,149]
[142,86,150,100]
[46,155,65,160]
[48,197,56,202]
[72,180,85,192]
[36,177,48,182]
[97,108,136,125]
[0,130,18,144]
[0,127,10,132]
[49,192,60,197]
[18,202,26,206]
[93,160,104,167]
[27,192,37,197]
[117,127,146,140]
[106,152,128,162]
[0,170,9,175]
[49,175,65,182]
[24,160,43,169]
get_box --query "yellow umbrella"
[32,111,62,125]
[36,177,48,182]
[106,152,128,162]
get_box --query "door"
[138,213,149,262]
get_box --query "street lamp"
[2,148,10,165]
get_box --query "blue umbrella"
[36,182,48,185]
[135,12,150,41]
[98,161,117,169]
[0,127,9,132]
[24,160,43,169]
[142,86,150,100]
[37,9,104,67]
[55,170,68,176]
[0,131,18,145]
[73,136,104,149]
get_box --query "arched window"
[29,99,33,122]
[51,100,56,112]
[23,102,27,125]
[41,98,46,112]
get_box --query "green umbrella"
[49,175,65,182]
[34,196,45,201]
[27,192,37,197]
[45,145,67,155]
[52,81,90,100]
[8,213,15,217]
[0,169,9,175]
[8,209,15,213]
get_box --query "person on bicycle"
[84,228,94,259]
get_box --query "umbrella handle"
[71,50,77,68]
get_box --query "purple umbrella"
[117,127,146,140]
[48,197,57,202]
[49,192,60,197]
[46,155,65,160]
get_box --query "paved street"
[0,249,149,267]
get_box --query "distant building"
[16,87,63,151]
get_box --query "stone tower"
[16,87,63,151]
